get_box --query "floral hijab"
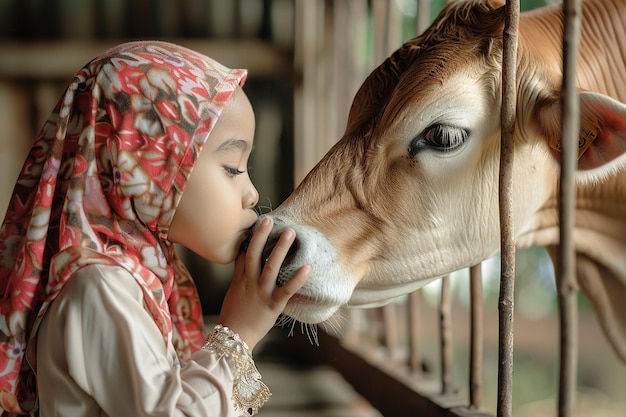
[0,41,247,414]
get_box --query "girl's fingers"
[273,265,311,303]
[259,228,295,286]
[245,217,273,272]
[233,251,246,282]
[242,218,307,299]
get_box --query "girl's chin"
[200,237,249,264]
[210,251,238,265]
[197,246,239,265]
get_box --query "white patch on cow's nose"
[259,214,355,324]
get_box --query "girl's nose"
[244,181,259,209]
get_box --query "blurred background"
[1,0,624,416]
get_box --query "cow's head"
[259,0,626,327]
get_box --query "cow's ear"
[576,92,626,174]
[544,92,626,183]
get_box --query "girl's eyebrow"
[215,137,251,153]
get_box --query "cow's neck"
[519,175,626,249]
[520,0,626,102]
[517,1,626,360]
[519,166,626,361]
[577,0,626,102]
[518,0,626,251]
[515,0,626,363]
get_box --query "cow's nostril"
[285,238,298,262]
[261,237,279,269]
[261,237,299,275]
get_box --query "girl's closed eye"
[224,166,245,177]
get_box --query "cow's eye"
[424,124,468,152]
[409,124,469,157]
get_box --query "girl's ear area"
[538,91,626,183]
[168,151,206,245]
[168,196,189,244]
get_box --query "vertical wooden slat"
[440,275,454,395]
[333,0,352,139]
[321,0,337,154]
[347,0,371,103]
[330,0,372,139]
[59,0,96,38]
[408,291,422,373]
[385,0,402,54]
[0,83,31,220]
[154,0,180,37]
[416,0,431,35]
[207,0,237,38]
[497,0,520,416]
[558,0,582,416]
[383,303,400,359]
[270,0,296,48]
[95,0,125,38]
[237,0,262,37]
[372,0,387,64]
[293,0,323,183]
[469,264,484,410]
[368,309,382,346]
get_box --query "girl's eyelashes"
[224,166,246,177]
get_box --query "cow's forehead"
[345,0,505,137]
[345,41,500,144]
[392,46,497,112]
[356,48,499,152]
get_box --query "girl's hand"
[218,217,311,351]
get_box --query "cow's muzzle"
[252,214,337,289]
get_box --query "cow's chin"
[281,270,355,324]
[281,274,440,327]
[282,301,339,324]
[347,276,440,308]
[275,262,358,326]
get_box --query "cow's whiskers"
[276,315,319,346]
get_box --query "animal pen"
[291,0,622,416]
[0,0,623,416]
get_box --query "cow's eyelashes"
[425,124,468,151]
[409,124,469,156]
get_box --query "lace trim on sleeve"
[201,325,271,415]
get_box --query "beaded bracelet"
[202,325,271,416]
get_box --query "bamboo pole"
[440,275,454,395]
[497,0,519,416]
[293,0,324,183]
[558,0,581,415]
[408,291,422,373]
[469,264,484,410]
[383,303,400,360]
[416,0,431,35]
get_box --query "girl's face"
[168,88,259,264]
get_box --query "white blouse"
[36,264,245,417]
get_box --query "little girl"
[0,40,310,416]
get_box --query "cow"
[258,0,626,361]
